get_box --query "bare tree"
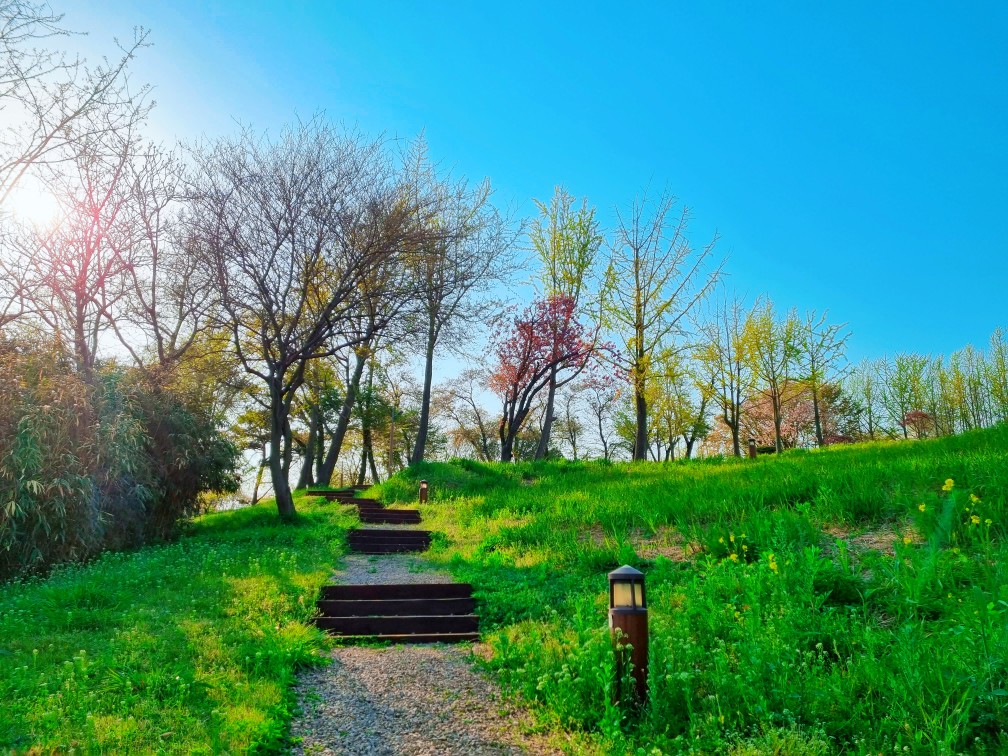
[113,144,217,369]
[0,1,150,205]
[189,121,424,521]
[11,117,146,375]
[583,378,621,461]
[406,141,515,464]
[603,189,721,460]
[439,369,498,461]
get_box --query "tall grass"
[382,426,1008,753]
[0,493,353,752]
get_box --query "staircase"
[314,485,479,644]
[315,583,479,643]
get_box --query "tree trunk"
[811,384,824,446]
[356,444,367,486]
[772,393,784,452]
[534,367,558,460]
[499,416,515,462]
[317,352,367,484]
[633,387,648,461]
[295,404,322,489]
[366,435,380,484]
[268,393,296,521]
[411,323,437,464]
[251,445,266,505]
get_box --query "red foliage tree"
[488,294,597,461]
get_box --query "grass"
[0,492,355,753]
[380,425,1008,754]
[3,427,1006,753]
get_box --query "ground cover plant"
[381,425,1008,754]
[0,492,354,753]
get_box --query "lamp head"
[608,565,646,610]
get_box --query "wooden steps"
[347,528,431,554]
[315,583,479,643]
[357,508,422,525]
[314,490,478,644]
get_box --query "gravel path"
[290,554,558,755]
[330,554,455,585]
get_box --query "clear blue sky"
[69,1,1008,362]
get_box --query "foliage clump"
[0,336,239,580]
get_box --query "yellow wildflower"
[728,553,739,562]
[729,534,735,543]
[985,518,992,526]
[942,478,954,492]
[918,503,926,512]
[902,535,912,545]
[970,493,981,504]
[718,537,725,544]
[971,515,980,525]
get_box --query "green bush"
[0,338,240,580]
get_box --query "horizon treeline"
[0,4,1005,576]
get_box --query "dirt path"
[289,555,559,756]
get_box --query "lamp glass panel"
[634,582,644,608]
[608,584,633,608]
[612,581,641,608]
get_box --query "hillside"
[380,426,1008,754]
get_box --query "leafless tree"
[405,140,516,464]
[10,118,145,375]
[113,144,217,369]
[439,369,498,461]
[188,121,426,521]
[0,1,150,205]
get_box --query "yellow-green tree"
[743,302,801,453]
[603,189,720,461]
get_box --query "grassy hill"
[0,495,356,753]
[380,426,1008,754]
[1,426,1005,753]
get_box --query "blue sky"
[68,1,1008,362]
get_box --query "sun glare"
[3,178,63,229]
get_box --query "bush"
[0,337,240,580]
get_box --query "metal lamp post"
[608,565,648,705]
[419,479,429,504]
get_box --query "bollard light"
[419,479,429,504]
[608,565,648,706]
[748,438,757,459]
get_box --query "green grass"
[4,427,1006,754]
[0,492,355,753]
[380,426,1008,754]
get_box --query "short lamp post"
[608,565,648,706]
[748,438,757,459]
[419,479,429,504]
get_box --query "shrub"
[0,337,240,580]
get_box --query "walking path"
[289,555,559,755]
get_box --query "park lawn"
[0,491,355,753]
[381,425,1008,754]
